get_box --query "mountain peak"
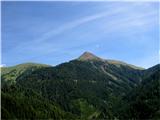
[78,51,102,61]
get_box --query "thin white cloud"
[0,64,6,67]
[36,7,127,43]
[11,5,129,51]
[35,2,157,44]
[101,10,157,34]
[13,2,143,50]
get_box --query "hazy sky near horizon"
[1,1,159,68]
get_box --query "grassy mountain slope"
[1,63,50,87]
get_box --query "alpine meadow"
[1,1,160,120]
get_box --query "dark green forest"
[1,53,160,120]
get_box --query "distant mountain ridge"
[2,52,144,89]
[2,52,144,70]
[1,52,160,119]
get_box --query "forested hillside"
[1,52,160,119]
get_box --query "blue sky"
[1,1,159,68]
